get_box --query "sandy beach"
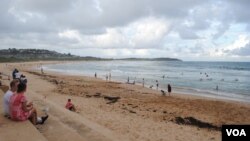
[1,61,250,141]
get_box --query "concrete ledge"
[0,90,48,141]
[0,116,48,141]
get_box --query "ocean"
[43,61,250,102]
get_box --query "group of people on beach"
[3,69,49,125]
[127,77,136,85]
[94,72,173,96]
[127,76,172,96]
[12,68,27,84]
[2,66,174,128]
[94,72,112,82]
[106,73,111,81]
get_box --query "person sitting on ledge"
[3,79,19,118]
[65,99,76,112]
[9,82,48,125]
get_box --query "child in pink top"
[65,99,76,112]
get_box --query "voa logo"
[226,129,246,136]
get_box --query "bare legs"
[28,108,37,125]
[69,105,76,112]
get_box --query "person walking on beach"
[156,80,159,90]
[106,74,108,81]
[216,85,219,91]
[41,67,44,74]
[142,78,145,87]
[168,84,172,96]
[94,72,97,78]
[127,77,129,83]
[109,73,111,81]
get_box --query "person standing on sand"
[109,72,111,81]
[41,67,44,74]
[127,77,129,83]
[216,85,219,91]
[142,78,145,87]
[156,80,159,90]
[94,72,97,78]
[106,74,108,81]
[168,84,172,96]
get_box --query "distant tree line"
[0,48,181,62]
[0,48,103,62]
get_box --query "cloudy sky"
[1,0,250,61]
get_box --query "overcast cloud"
[0,0,250,61]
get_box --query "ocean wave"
[218,66,250,71]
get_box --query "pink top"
[65,102,73,109]
[9,93,31,121]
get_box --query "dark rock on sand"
[174,117,220,131]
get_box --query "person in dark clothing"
[20,74,27,84]
[156,80,159,90]
[12,69,18,79]
[168,84,172,96]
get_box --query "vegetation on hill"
[0,48,181,62]
[0,48,104,62]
